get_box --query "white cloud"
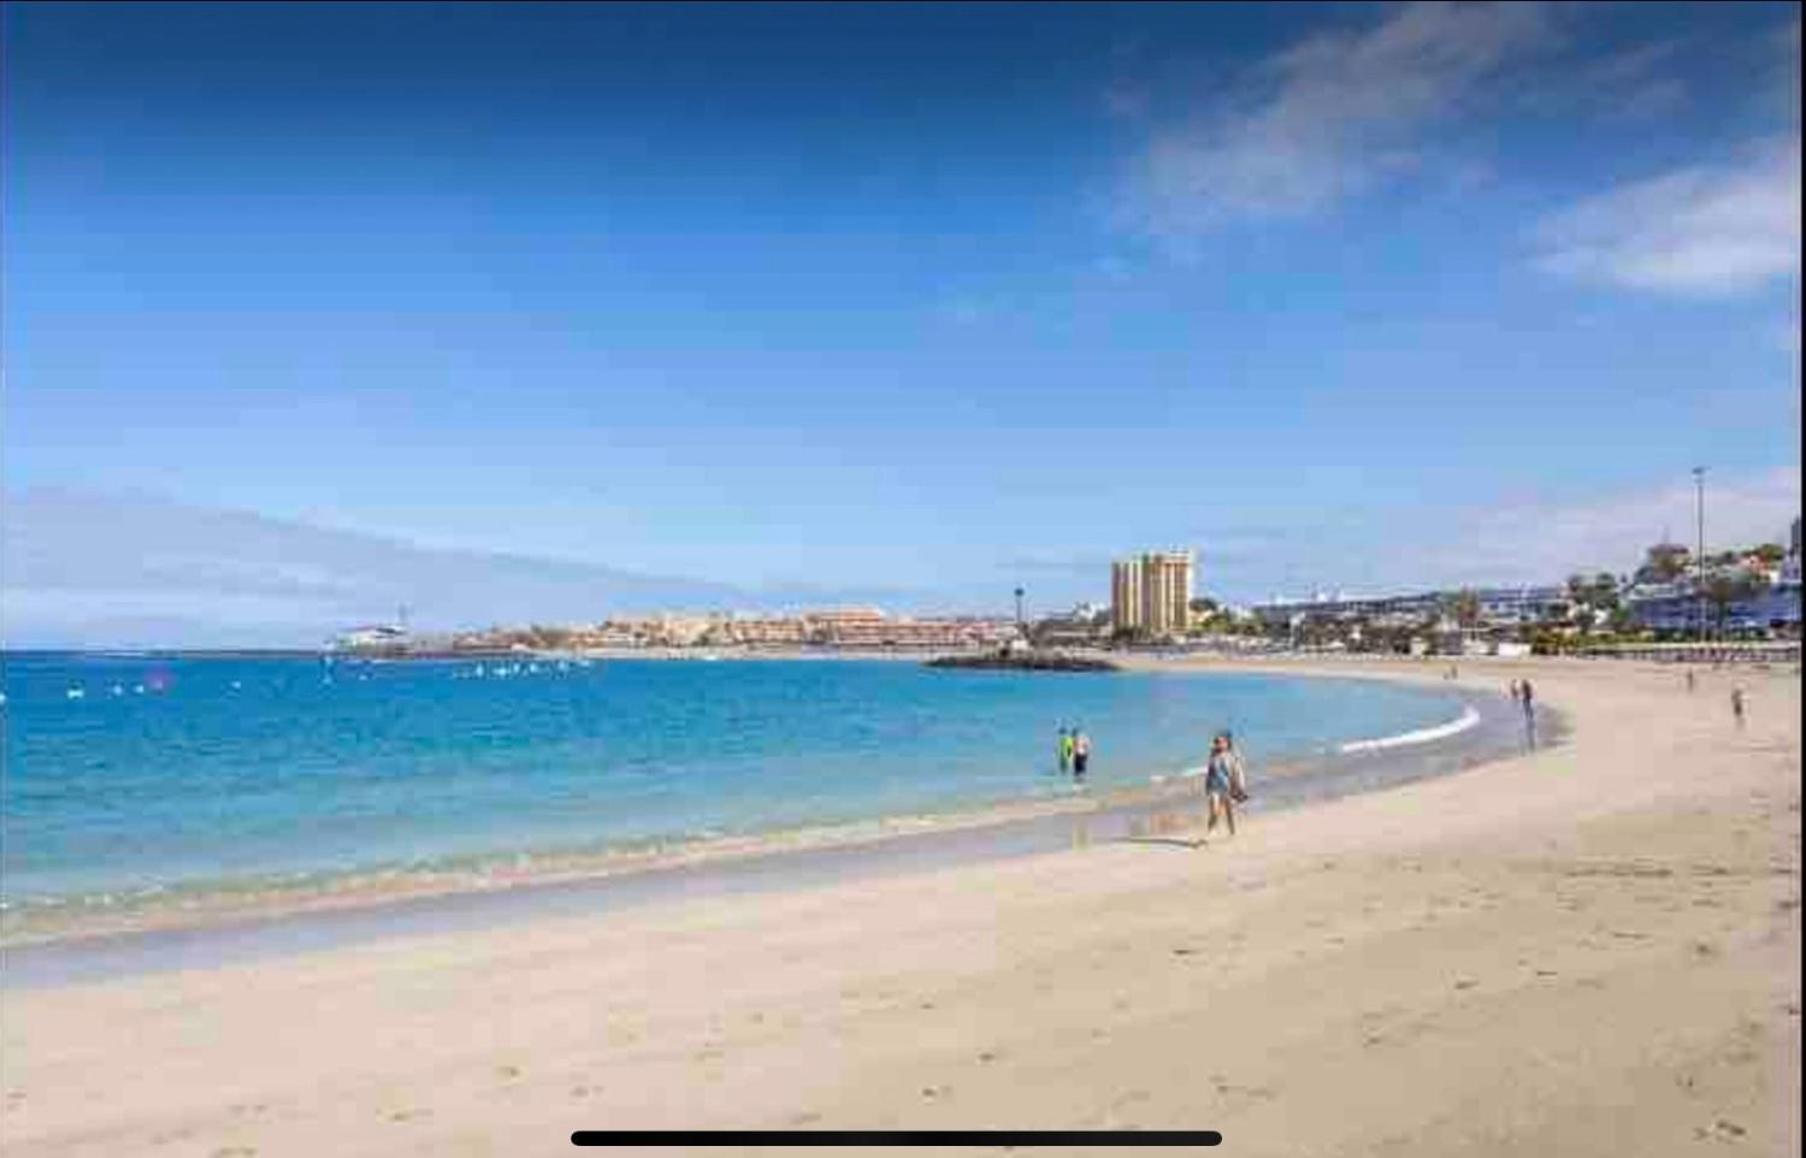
[1118,1,1554,246]
[1531,136,1802,296]
[1406,466,1803,587]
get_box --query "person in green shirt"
[1058,727,1074,774]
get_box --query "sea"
[0,652,1478,935]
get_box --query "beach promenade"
[3,657,1798,1157]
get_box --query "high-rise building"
[1111,550,1196,637]
[1141,551,1194,636]
[1111,560,1144,633]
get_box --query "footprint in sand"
[210,1148,257,1158]
[386,1108,430,1123]
[496,1064,523,1081]
[789,1111,823,1126]
[570,1084,595,1099]
[1693,1118,1746,1141]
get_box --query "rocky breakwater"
[925,650,1121,673]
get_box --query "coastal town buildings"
[334,624,408,651]
[1111,550,1195,637]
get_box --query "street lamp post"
[1013,586,1025,633]
[1693,466,1707,645]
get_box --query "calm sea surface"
[1,653,1468,909]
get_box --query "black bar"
[572,1130,1221,1147]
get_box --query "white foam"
[1338,705,1481,754]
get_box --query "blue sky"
[3,2,1801,644]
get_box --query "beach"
[2,656,1798,1157]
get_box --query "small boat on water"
[66,686,86,700]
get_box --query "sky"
[2,1,1801,645]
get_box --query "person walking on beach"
[1056,726,1073,775]
[1731,686,1746,729]
[1203,733,1237,839]
[1223,729,1249,804]
[1071,728,1091,781]
[1519,678,1535,717]
[1686,669,1696,693]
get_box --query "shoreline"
[4,655,1796,1157]
[2,670,1519,960]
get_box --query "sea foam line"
[1338,705,1481,754]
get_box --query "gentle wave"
[1337,705,1481,754]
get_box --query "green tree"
[1637,543,1691,583]
[1703,572,1760,632]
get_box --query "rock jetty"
[925,650,1120,673]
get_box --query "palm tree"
[1704,572,1760,634]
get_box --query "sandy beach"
[2,657,1798,1157]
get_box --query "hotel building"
[1111,551,1196,637]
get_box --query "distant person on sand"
[1072,728,1091,780]
[1203,733,1237,839]
[1731,686,1746,728]
[1686,670,1696,693]
[1519,679,1535,716]
[1057,726,1073,774]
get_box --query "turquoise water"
[0,653,1467,909]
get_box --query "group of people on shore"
[1055,725,1247,840]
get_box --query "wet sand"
[2,657,1798,1156]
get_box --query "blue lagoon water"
[1,653,1471,919]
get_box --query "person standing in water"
[1056,726,1073,774]
[1072,728,1091,781]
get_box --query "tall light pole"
[1693,466,1706,644]
[1013,586,1025,633]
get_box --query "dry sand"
[2,657,1798,1157]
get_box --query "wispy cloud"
[1116,1,1554,248]
[1576,39,1687,121]
[0,489,883,648]
[1405,466,1803,588]
[1530,136,1802,296]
